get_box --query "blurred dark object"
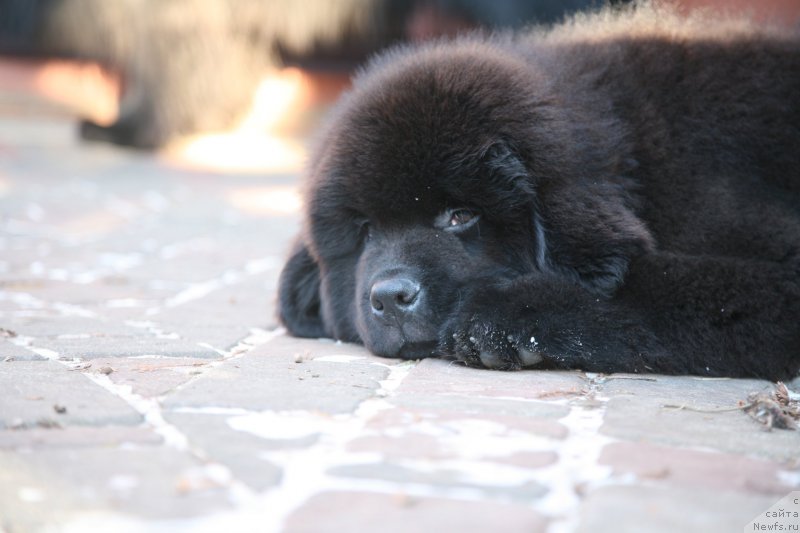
[0,0,604,149]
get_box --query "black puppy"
[279,6,800,380]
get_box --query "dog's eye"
[449,209,475,227]
[436,208,480,233]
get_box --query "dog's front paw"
[439,299,544,371]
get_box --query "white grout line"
[52,327,291,532]
[145,257,280,316]
[82,372,191,451]
[52,352,422,533]
[124,320,182,340]
[46,348,621,533]
[144,358,421,533]
[202,362,620,533]
[538,400,616,533]
[167,327,287,390]
[7,311,289,531]
[250,359,420,532]
[0,291,98,319]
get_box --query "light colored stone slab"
[0,361,141,429]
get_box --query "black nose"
[370,278,421,317]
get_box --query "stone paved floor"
[1,96,799,533]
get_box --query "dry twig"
[661,382,799,431]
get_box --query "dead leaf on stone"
[0,327,17,338]
[775,381,800,404]
[663,382,799,431]
[67,362,92,371]
[743,381,799,431]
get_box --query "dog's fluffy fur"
[279,5,800,380]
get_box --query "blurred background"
[1,0,797,174]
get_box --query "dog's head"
[279,38,653,358]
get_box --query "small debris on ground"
[4,356,14,362]
[0,328,17,338]
[36,418,62,429]
[588,374,658,383]
[53,404,67,414]
[175,465,231,494]
[661,381,800,431]
[97,366,114,375]
[743,381,799,430]
[535,387,586,399]
[392,493,418,508]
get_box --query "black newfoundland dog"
[279,6,800,380]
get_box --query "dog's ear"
[541,176,655,296]
[278,238,326,338]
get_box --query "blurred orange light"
[226,185,303,216]
[33,60,120,126]
[165,67,313,174]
